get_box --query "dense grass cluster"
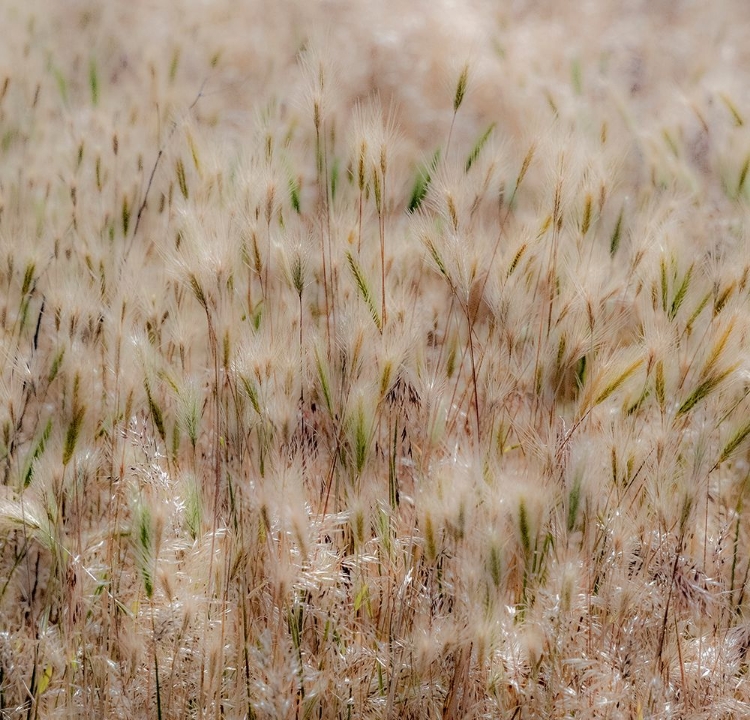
[3,1,750,718]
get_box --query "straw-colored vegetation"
[3,0,750,717]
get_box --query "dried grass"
[2,0,750,718]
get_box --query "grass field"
[3,1,750,717]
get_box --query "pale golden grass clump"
[4,0,750,718]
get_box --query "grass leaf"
[465,123,495,172]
